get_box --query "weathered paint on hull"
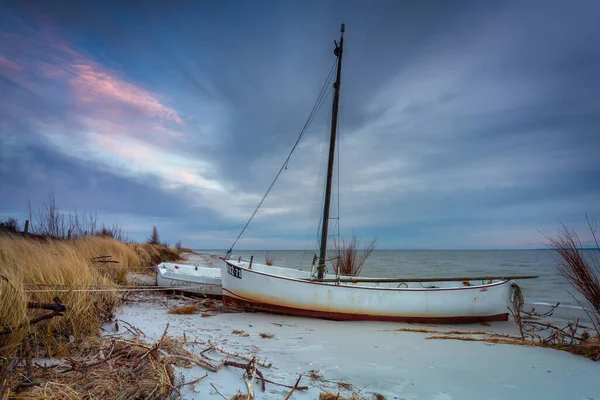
[222,292,509,323]
[220,259,514,324]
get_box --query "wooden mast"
[318,24,345,279]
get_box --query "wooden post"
[24,219,29,234]
[249,255,254,270]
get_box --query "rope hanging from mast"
[226,59,338,256]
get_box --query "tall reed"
[547,219,600,335]
[333,235,376,276]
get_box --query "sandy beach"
[114,252,600,399]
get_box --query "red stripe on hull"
[222,294,509,324]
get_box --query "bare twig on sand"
[284,374,303,400]
[208,341,272,368]
[262,377,308,391]
[224,359,265,392]
[157,349,220,372]
[244,358,257,399]
[210,382,229,400]
[175,373,207,390]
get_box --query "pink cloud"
[70,63,183,124]
[0,55,22,72]
[93,135,153,161]
[179,170,196,184]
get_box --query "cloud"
[0,55,21,72]
[70,62,183,124]
[1,2,599,249]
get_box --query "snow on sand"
[108,293,600,400]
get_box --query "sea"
[199,249,598,307]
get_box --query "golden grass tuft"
[0,272,28,353]
[426,333,600,361]
[167,305,202,315]
[0,234,122,357]
[259,332,275,339]
[264,252,275,266]
[0,234,180,358]
[333,235,376,277]
[319,394,357,400]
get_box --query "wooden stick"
[27,297,66,312]
[158,350,219,372]
[309,275,539,284]
[284,375,303,400]
[210,383,228,400]
[262,377,308,391]
[224,360,266,391]
[208,341,272,368]
[23,337,33,382]
[245,358,256,399]
[0,310,64,336]
[175,373,207,389]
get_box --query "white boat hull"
[220,259,515,323]
[157,262,222,297]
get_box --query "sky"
[1,0,599,250]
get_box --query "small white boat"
[221,259,519,323]
[157,262,222,297]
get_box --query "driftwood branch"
[262,377,308,391]
[157,349,219,372]
[210,383,228,400]
[174,373,207,390]
[1,297,67,335]
[208,341,271,368]
[244,358,257,399]
[224,360,265,391]
[284,375,303,400]
[1,311,64,336]
[27,297,66,312]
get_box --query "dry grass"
[3,336,179,399]
[382,328,491,335]
[259,333,275,339]
[231,330,249,337]
[0,272,28,355]
[265,252,275,266]
[333,235,376,276]
[426,334,600,360]
[167,305,202,315]
[319,394,367,400]
[546,219,600,334]
[0,235,121,358]
[0,234,182,359]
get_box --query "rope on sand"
[22,286,203,293]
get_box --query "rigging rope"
[226,60,338,255]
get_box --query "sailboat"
[220,25,536,323]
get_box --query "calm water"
[201,249,597,306]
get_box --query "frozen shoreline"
[108,290,600,399]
